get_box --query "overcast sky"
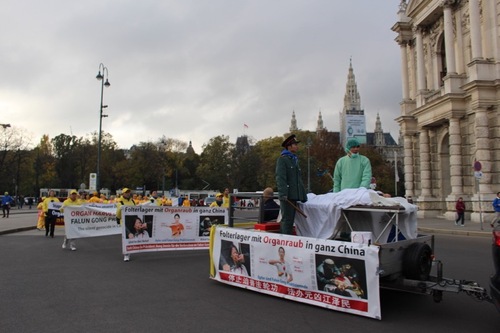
[1,0,404,153]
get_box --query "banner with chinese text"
[210,226,381,319]
[122,205,228,254]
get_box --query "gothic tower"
[289,110,298,132]
[374,113,384,146]
[339,59,366,146]
[316,111,324,132]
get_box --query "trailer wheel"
[403,243,432,281]
[432,290,443,303]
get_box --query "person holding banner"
[275,134,308,235]
[210,193,224,207]
[61,190,82,251]
[148,191,162,206]
[88,192,101,203]
[42,190,60,238]
[222,188,230,208]
[116,188,136,262]
[268,246,293,283]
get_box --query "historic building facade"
[392,0,500,220]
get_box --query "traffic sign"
[474,161,482,171]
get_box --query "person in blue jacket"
[333,138,372,192]
[491,192,500,227]
[2,192,14,218]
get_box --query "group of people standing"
[275,134,372,235]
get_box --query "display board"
[209,226,381,319]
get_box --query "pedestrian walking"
[2,192,14,218]
[455,197,465,226]
[491,192,500,227]
[42,190,60,237]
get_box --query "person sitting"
[262,187,280,222]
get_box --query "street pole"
[96,64,110,192]
[394,151,398,196]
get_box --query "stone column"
[409,40,417,98]
[469,0,483,60]
[431,51,439,89]
[448,118,463,195]
[404,134,414,197]
[455,7,464,74]
[399,42,410,100]
[415,27,426,91]
[474,108,492,194]
[443,2,456,74]
[487,0,499,60]
[419,129,432,196]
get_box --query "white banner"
[210,226,381,319]
[121,206,228,254]
[64,204,121,238]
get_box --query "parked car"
[491,224,500,312]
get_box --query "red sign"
[474,161,482,171]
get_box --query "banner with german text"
[121,205,228,254]
[210,225,381,319]
[64,204,120,238]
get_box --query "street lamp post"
[96,63,110,192]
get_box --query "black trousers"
[45,217,56,237]
[2,205,10,217]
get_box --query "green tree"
[363,146,397,196]
[230,136,259,191]
[196,135,234,191]
[33,135,58,191]
[0,126,33,194]
[52,134,79,188]
[253,136,283,190]
[126,142,164,192]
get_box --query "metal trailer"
[331,205,492,304]
[228,192,492,305]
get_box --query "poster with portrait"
[210,226,381,320]
[121,205,227,254]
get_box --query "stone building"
[392,0,499,221]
